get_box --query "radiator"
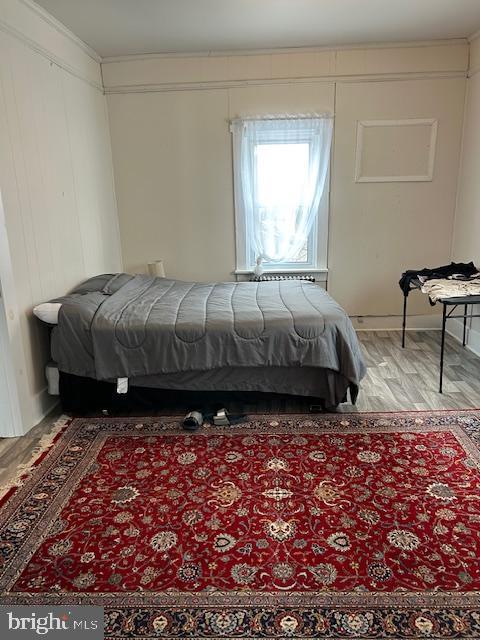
[249,274,315,282]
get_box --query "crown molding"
[0,18,103,91]
[101,38,468,65]
[103,70,466,95]
[19,0,101,62]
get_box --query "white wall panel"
[354,119,438,183]
[108,88,233,281]
[107,63,465,322]
[451,36,480,354]
[329,78,465,317]
[0,1,122,433]
[108,81,335,282]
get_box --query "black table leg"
[463,304,468,346]
[439,303,447,393]
[402,293,408,348]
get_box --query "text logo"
[1,607,103,639]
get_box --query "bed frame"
[58,371,346,414]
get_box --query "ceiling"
[35,0,480,59]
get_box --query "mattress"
[50,273,366,404]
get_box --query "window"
[232,117,333,272]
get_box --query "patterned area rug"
[0,412,480,638]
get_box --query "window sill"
[234,268,328,275]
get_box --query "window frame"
[232,118,330,274]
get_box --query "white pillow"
[33,303,62,325]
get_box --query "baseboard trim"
[350,314,441,331]
[30,387,60,435]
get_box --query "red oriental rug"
[0,412,480,638]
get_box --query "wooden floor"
[352,329,480,412]
[0,330,479,488]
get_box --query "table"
[401,279,480,392]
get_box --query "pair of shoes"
[183,411,203,431]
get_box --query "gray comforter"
[51,273,366,395]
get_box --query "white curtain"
[234,117,333,264]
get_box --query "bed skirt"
[58,366,357,414]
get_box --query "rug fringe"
[0,415,71,500]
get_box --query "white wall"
[105,42,467,326]
[330,77,465,318]
[107,81,335,283]
[450,35,480,354]
[0,0,122,433]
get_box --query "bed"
[39,273,366,411]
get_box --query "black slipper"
[183,411,203,431]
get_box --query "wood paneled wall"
[0,1,122,433]
[105,43,466,326]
